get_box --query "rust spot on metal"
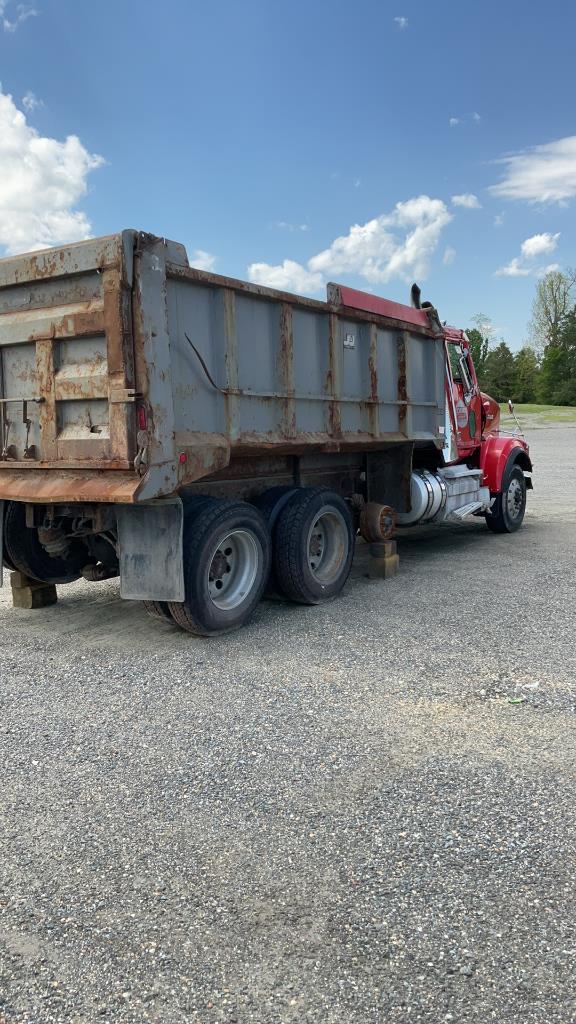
[221,287,239,441]
[368,322,379,437]
[397,331,408,436]
[359,502,396,542]
[278,303,296,438]
[327,313,342,438]
[0,469,140,503]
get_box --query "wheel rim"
[506,477,524,520]
[206,529,260,610]
[306,506,349,585]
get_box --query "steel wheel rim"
[506,477,524,520]
[206,529,260,610]
[306,506,348,584]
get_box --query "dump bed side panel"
[163,263,445,470]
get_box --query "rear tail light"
[137,405,147,431]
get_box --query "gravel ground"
[1,424,575,1024]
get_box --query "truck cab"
[442,325,532,530]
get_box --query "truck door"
[446,338,482,458]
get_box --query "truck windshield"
[447,342,474,396]
[447,343,463,381]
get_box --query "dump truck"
[0,231,532,634]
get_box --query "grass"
[499,403,576,424]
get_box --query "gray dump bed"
[0,231,445,504]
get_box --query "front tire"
[169,499,271,636]
[485,464,527,533]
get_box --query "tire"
[253,486,298,597]
[485,464,527,534]
[273,488,355,604]
[168,499,271,636]
[143,495,215,630]
[2,503,17,572]
[253,486,299,530]
[143,600,175,624]
[3,501,85,584]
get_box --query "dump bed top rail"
[165,262,443,338]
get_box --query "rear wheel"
[2,504,16,572]
[169,499,271,636]
[253,486,298,529]
[253,486,298,596]
[3,501,85,583]
[143,600,175,624]
[485,464,527,533]
[273,488,354,604]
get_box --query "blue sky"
[1,0,575,349]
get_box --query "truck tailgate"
[0,232,137,498]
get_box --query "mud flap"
[116,498,184,601]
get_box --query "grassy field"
[500,403,576,424]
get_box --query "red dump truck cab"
[335,289,532,533]
[441,324,532,531]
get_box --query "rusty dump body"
[0,230,446,507]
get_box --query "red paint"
[333,285,432,329]
[481,392,501,434]
[444,329,531,492]
[480,435,531,493]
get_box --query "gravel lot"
[1,424,575,1024]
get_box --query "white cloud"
[495,257,532,278]
[21,89,42,113]
[273,221,309,233]
[443,246,456,266]
[449,117,460,128]
[472,111,482,123]
[394,16,408,29]
[1,1,37,31]
[520,231,560,258]
[0,89,103,255]
[496,232,561,277]
[248,195,452,294]
[189,249,216,272]
[494,213,505,227]
[489,136,576,204]
[248,259,324,293]
[451,193,481,209]
[536,262,561,277]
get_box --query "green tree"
[537,345,570,404]
[466,328,490,384]
[482,342,516,402]
[512,347,540,403]
[537,307,576,405]
[528,270,575,351]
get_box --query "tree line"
[467,270,576,405]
